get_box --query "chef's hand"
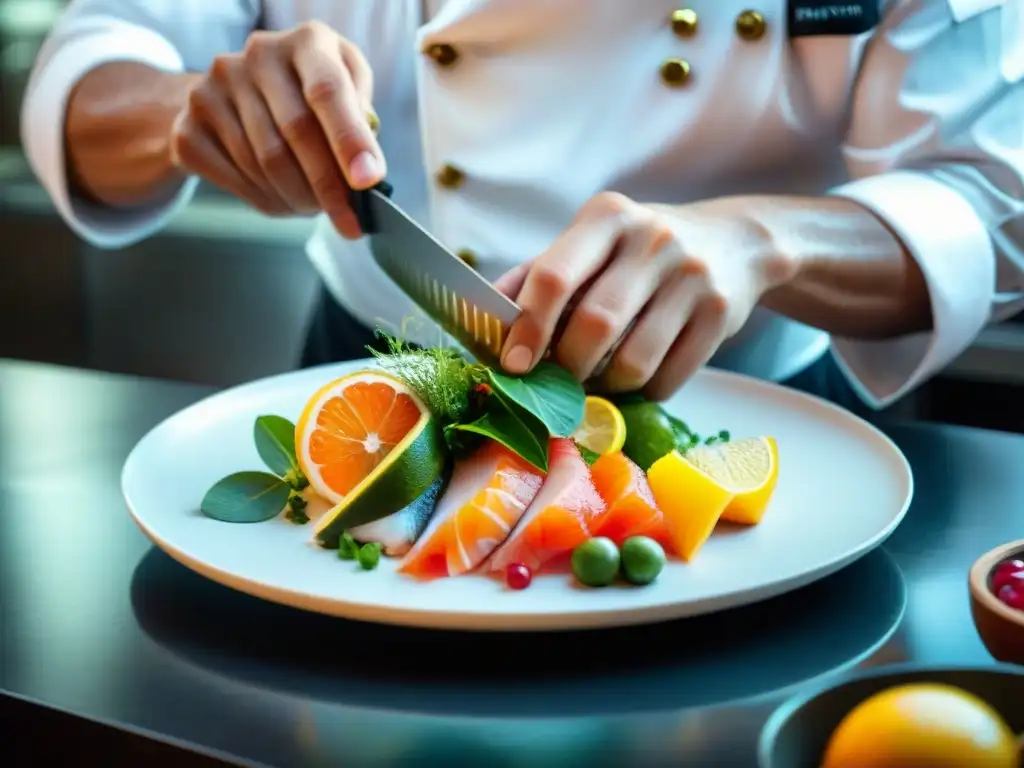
[169,21,383,238]
[495,192,797,401]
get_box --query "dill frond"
[368,327,474,424]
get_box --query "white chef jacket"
[21,0,1024,408]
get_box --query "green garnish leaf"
[357,542,382,570]
[487,362,585,438]
[448,399,549,472]
[576,442,601,466]
[253,415,300,478]
[338,532,359,560]
[201,471,290,523]
[367,331,473,424]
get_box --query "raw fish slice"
[590,452,673,551]
[349,475,446,556]
[489,438,605,574]
[399,440,544,579]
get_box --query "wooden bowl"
[970,539,1024,664]
[758,664,1024,768]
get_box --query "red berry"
[997,584,1024,611]
[990,559,1024,593]
[506,563,532,590]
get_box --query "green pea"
[338,532,359,560]
[357,542,382,571]
[620,536,666,585]
[571,537,621,587]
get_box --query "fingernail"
[503,345,533,373]
[349,151,382,189]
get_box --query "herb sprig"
[200,415,310,524]
[368,330,586,473]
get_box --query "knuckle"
[255,139,291,173]
[186,84,208,116]
[529,265,572,299]
[610,354,653,390]
[209,54,238,85]
[675,254,708,280]
[303,73,343,108]
[294,19,330,44]
[702,290,729,317]
[643,223,676,257]
[169,129,191,164]
[587,190,631,217]
[244,31,276,66]
[279,109,319,144]
[573,303,620,341]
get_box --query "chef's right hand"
[170,21,384,238]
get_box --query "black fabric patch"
[788,1,881,36]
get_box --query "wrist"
[66,64,200,208]
[670,196,804,290]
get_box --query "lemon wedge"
[683,436,778,525]
[573,396,627,456]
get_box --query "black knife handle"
[350,180,393,234]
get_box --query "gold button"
[660,58,691,87]
[436,164,465,189]
[735,10,767,41]
[456,249,478,268]
[670,9,698,37]
[366,109,380,135]
[424,43,459,67]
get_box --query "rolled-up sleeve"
[21,0,259,248]
[825,0,1024,409]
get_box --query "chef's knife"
[351,182,521,365]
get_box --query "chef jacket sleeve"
[21,0,261,249]
[824,0,1024,409]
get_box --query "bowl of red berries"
[970,539,1024,664]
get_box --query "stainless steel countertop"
[2,359,1020,767]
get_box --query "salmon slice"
[488,438,606,574]
[590,451,673,551]
[399,439,544,579]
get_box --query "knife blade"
[351,182,522,365]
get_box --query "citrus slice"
[683,436,778,525]
[295,370,446,545]
[647,450,734,561]
[573,396,627,456]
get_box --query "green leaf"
[448,400,549,472]
[487,362,585,437]
[575,442,601,466]
[253,415,299,477]
[200,471,291,523]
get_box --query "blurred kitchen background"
[2,0,1023,431]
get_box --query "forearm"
[698,195,933,340]
[65,61,200,208]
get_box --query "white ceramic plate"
[122,360,913,631]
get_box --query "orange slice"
[295,370,429,505]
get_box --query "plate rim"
[121,362,915,631]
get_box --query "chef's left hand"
[495,192,797,400]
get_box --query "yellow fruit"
[822,683,1019,768]
[573,396,627,457]
[647,450,734,561]
[684,436,778,525]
